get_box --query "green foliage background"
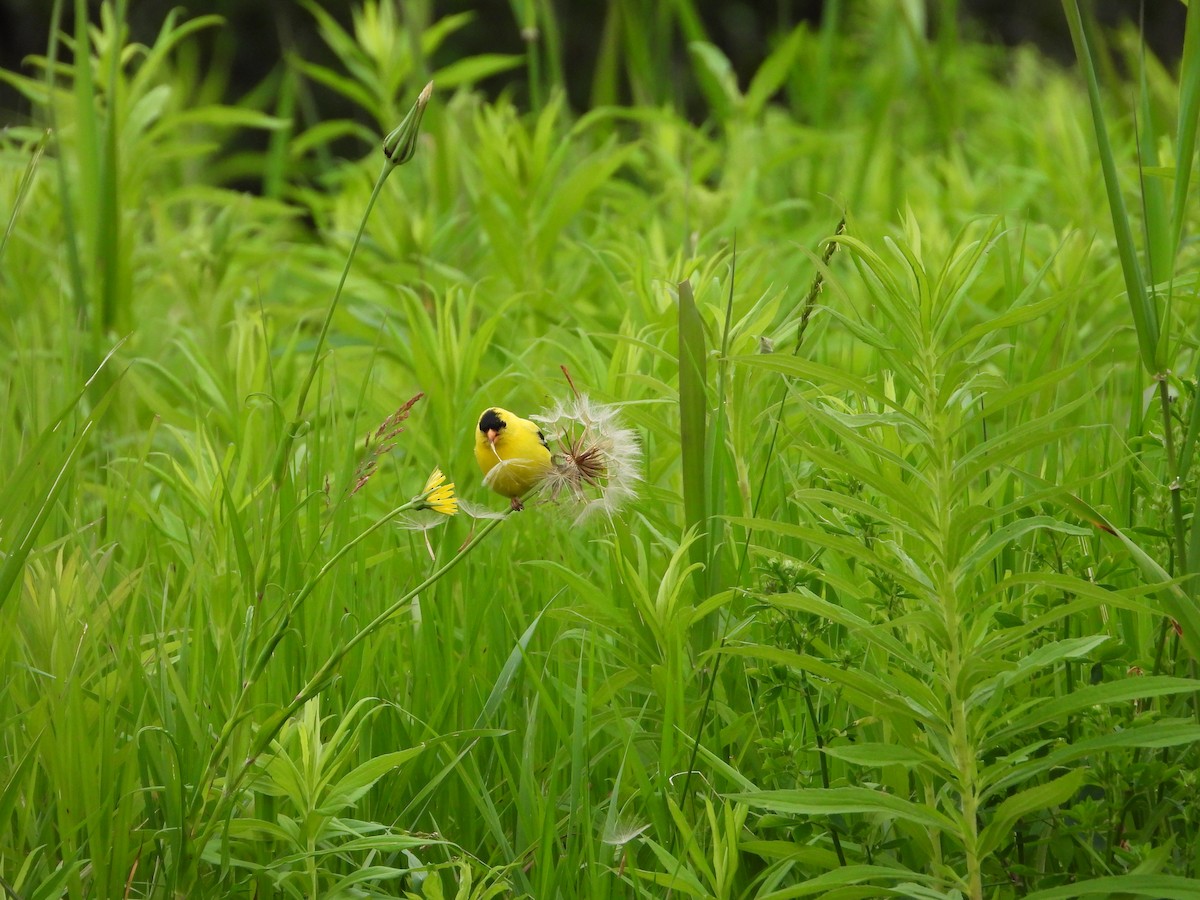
[2,0,1200,897]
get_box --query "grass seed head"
[352,393,424,494]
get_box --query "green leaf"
[1024,874,1200,899]
[759,588,923,668]
[977,768,1085,856]
[688,41,741,121]
[730,786,957,832]
[744,25,806,118]
[957,515,1091,578]
[0,733,41,829]
[678,279,709,594]
[28,858,86,900]
[0,354,122,611]
[538,143,637,255]
[987,675,1200,746]
[1171,0,1200,257]
[721,644,937,730]
[318,747,428,815]
[290,56,378,118]
[983,721,1200,797]
[328,866,408,892]
[971,635,1110,707]
[821,743,935,769]
[0,128,49,263]
[756,864,935,899]
[1015,468,1200,662]
[1062,0,1160,371]
[636,836,708,896]
[432,54,524,90]
[475,604,546,727]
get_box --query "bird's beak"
[486,428,499,445]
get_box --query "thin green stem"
[185,510,508,890]
[800,669,846,867]
[267,79,431,496]
[1158,378,1187,576]
[191,497,421,822]
[269,160,391,491]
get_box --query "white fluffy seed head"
[532,394,642,523]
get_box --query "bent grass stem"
[184,509,510,889]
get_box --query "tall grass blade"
[1171,1,1200,257]
[1062,0,1160,372]
[1040,475,1200,661]
[0,130,48,263]
[678,279,709,596]
[0,344,123,610]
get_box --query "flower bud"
[383,81,433,167]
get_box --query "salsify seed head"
[532,394,642,523]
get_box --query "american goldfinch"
[475,407,553,510]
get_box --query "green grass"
[2,0,1200,897]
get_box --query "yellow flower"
[419,467,457,516]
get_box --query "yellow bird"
[474,407,554,510]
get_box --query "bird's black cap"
[479,409,505,434]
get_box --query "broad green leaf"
[1017,469,1200,662]
[983,721,1200,797]
[432,54,524,90]
[721,644,938,728]
[290,56,377,116]
[759,587,923,668]
[688,41,740,121]
[729,352,886,404]
[1024,874,1200,899]
[987,675,1200,746]
[730,787,957,832]
[290,119,376,159]
[957,515,1090,577]
[756,864,934,899]
[977,768,1085,856]
[636,836,708,896]
[821,743,936,769]
[28,859,86,900]
[422,11,475,54]
[744,25,806,118]
[970,635,1109,708]
[328,866,408,892]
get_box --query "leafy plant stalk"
[667,220,845,891]
[183,508,509,890]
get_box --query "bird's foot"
[510,497,525,512]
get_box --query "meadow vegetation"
[2,0,1200,897]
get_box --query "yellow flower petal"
[419,468,457,516]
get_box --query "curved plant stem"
[182,511,509,892]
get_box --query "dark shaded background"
[0,2,1185,126]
